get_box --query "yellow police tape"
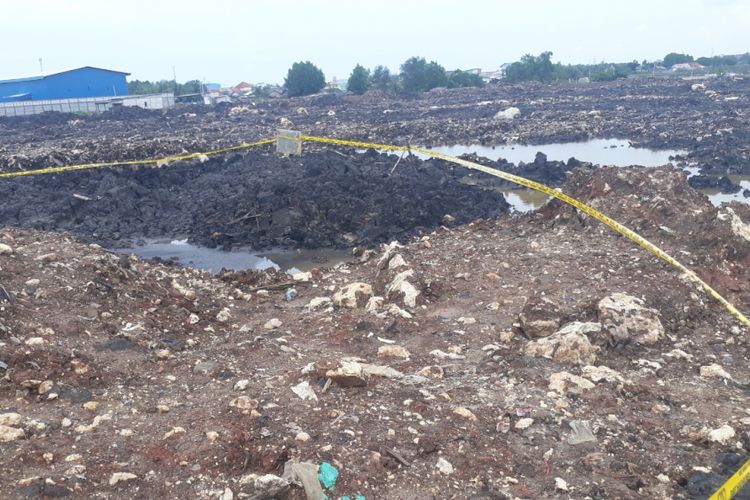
[297,133,750,329]
[0,138,275,178]
[710,459,750,500]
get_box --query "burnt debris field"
[1,78,750,499]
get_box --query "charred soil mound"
[0,148,509,249]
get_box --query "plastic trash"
[286,288,297,301]
[318,462,339,489]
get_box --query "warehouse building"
[0,66,129,102]
[0,66,178,117]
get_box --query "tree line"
[127,79,204,96]
[129,51,750,97]
[284,57,484,97]
[504,51,750,84]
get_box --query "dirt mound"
[0,149,509,249]
[1,186,748,498]
[544,166,750,310]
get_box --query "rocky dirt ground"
[1,166,750,499]
[0,77,748,175]
[1,78,750,499]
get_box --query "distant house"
[326,77,347,91]
[231,81,254,94]
[671,62,704,72]
[0,66,129,102]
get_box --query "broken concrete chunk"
[385,270,420,308]
[494,107,521,120]
[325,360,404,387]
[598,293,664,345]
[719,207,750,242]
[708,424,735,444]
[582,365,624,383]
[230,396,258,411]
[291,271,312,282]
[306,297,332,311]
[0,243,13,255]
[388,254,407,270]
[525,322,599,365]
[700,363,732,380]
[216,307,231,322]
[0,413,23,427]
[515,418,534,430]
[74,413,112,433]
[377,241,404,268]
[238,473,291,499]
[519,296,561,338]
[264,318,282,330]
[0,424,25,442]
[365,296,384,313]
[452,407,478,421]
[384,303,412,319]
[377,345,411,359]
[436,457,454,474]
[333,282,373,308]
[291,381,318,401]
[430,349,465,360]
[109,472,137,486]
[549,371,595,394]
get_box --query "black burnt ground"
[0,148,509,250]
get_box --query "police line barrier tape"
[0,138,276,178]
[710,458,750,500]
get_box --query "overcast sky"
[2,0,748,85]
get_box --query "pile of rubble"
[1,166,748,498]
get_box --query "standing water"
[420,139,685,212]
[118,239,351,274]
[423,139,684,167]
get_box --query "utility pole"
[173,66,177,96]
[38,58,44,76]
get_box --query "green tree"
[447,70,484,88]
[505,51,555,83]
[253,85,272,98]
[128,79,205,96]
[347,64,371,95]
[181,80,203,94]
[400,56,448,92]
[283,61,326,97]
[370,65,394,91]
[662,52,693,67]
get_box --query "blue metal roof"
[0,66,130,85]
[0,75,44,84]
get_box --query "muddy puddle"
[700,175,750,206]
[117,239,351,274]
[423,139,685,212]
[457,176,551,212]
[422,139,684,167]
[684,167,750,207]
